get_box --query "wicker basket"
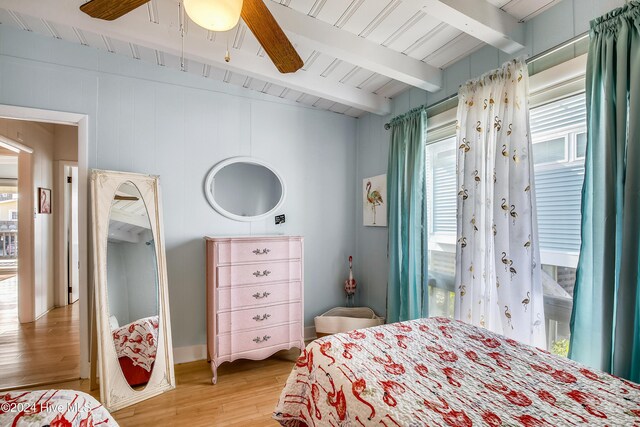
[314,307,384,337]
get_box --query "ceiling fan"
[79,0,303,73]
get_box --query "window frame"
[532,135,569,166]
[532,123,586,170]
[575,131,587,160]
[423,54,589,270]
[530,97,586,268]
[422,54,588,352]
[426,134,458,250]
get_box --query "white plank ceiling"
[0,0,562,117]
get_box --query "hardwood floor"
[28,351,298,426]
[0,276,81,389]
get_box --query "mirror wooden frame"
[91,169,175,411]
[203,156,286,222]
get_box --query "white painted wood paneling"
[0,24,357,347]
[0,0,562,116]
[502,0,564,21]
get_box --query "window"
[576,132,587,158]
[532,137,567,165]
[9,211,17,220]
[423,94,586,357]
[425,136,457,318]
[530,93,586,357]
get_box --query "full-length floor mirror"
[91,170,174,411]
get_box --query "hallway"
[0,276,79,389]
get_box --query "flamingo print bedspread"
[112,315,159,372]
[0,389,119,426]
[273,317,640,426]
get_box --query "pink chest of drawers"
[205,236,304,384]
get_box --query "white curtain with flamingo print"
[454,59,546,348]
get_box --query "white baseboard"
[304,326,316,341]
[173,327,317,364]
[34,306,54,321]
[173,344,207,364]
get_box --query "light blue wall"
[121,229,158,323]
[354,0,624,318]
[107,232,157,327]
[106,241,131,327]
[0,25,356,347]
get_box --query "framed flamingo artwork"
[38,187,52,214]
[363,174,387,226]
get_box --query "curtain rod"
[384,31,589,130]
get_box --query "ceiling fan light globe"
[183,0,243,32]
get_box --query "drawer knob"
[252,291,271,299]
[252,248,271,255]
[252,335,271,344]
[252,313,271,322]
[252,270,271,277]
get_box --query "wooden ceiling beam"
[415,0,525,54]
[265,1,443,92]
[0,1,391,115]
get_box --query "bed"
[273,317,640,426]
[112,315,159,386]
[0,389,119,426]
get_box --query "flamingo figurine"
[345,256,357,307]
[365,181,384,225]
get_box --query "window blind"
[426,138,457,235]
[531,93,587,255]
[534,164,584,253]
[432,147,457,234]
[530,94,586,137]
[426,94,587,260]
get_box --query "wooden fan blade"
[114,195,139,201]
[241,0,303,74]
[80,0,151,21]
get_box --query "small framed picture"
[39,187,52,214]
[363,174,387,227]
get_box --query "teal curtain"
[569,1,640,383]
[386,108,428,323]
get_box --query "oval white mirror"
[204,157,286,221]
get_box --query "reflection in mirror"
[205,158,285,221]
[106,181,159,390]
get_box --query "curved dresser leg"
[211,363,218,385]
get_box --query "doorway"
[67,165,79,305]
[0,150,19,384]
[0,105,89,381]
[57,162,80,307]
[0,116,84,390]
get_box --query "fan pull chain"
[225,33,231,63]
[179,0,185,72]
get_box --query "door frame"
[55,160,79,307]
[0,104,90,378]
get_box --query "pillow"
[109,315,119,330]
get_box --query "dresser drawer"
[217,281,301,311]
[217,322,302,357]
[216,240,302,265]
[217,260,301,288]
[217,302,302,334]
